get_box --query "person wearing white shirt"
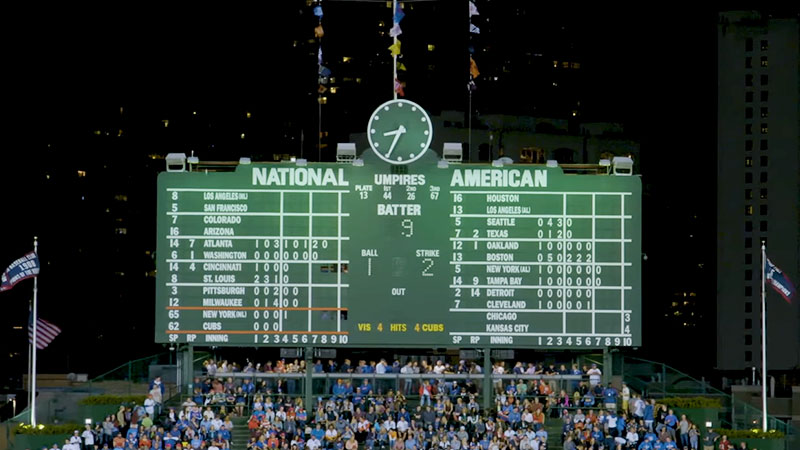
[81,424,96,448]
[376,359,388,374]
[144,394,156,417]
[307,436,322,450]
[587,364,602,386]
[397,418,409,434]
[433,361,446,375]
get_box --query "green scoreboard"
[156,153,641,348]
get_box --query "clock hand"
[383,125,407,158]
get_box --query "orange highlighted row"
[166,306,348,311]
[165,330,348,335]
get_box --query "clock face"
[367,99,433,165]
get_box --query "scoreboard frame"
[155,156,641,349]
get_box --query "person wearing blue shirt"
[243,378,256,395]
[583,392,595,407]
[664,409,678,441]
[508,407,521,427]
[219,426,231,442]
[590,426,604,442]
[360,380,373,396]
[637,440,654,450]
[643,400,655,431]
[603,385,618,411]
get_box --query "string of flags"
[390,2,406,97]
[314,2,330,95]
[468,1,481,92]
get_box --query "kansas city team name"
[450,169,547,188]
[252,168,349,186]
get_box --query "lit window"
[745,157,752,167]
[759,188,767,200]
[760,56,768,67]
[427,44,435,52]
[77,170,87,178]
[571,62,581,69]
[744,205,753,216]
[240,133,246,139]
[115,228,128,235]
[246,112,252,119]
[318,97,328,104]
[94,130,102,135]
[342,56,352,62]
[162,119,169,127]
[114,194,128,202]
[553,60,558,68]
[760,107,768,118]
[760,123,768,134]
[562,61,570,68]
[329,87,338,94]
[760,40,768,51]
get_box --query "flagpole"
[392,0,398,100]
[27,299,32,424]
[761,242,768,432]
[31,237,39,427]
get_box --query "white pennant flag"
[390,23,403,37]
[470,23,480,34]
[469,1,479,17]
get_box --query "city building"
[716,11,800,371]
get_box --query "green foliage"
[78,394,147,405]
[713,428,785,439]
[659,396,723,409]
[14,422,83,435]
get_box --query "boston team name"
[252,168,348,186]
[450,169,547,188]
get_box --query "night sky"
[1,3,730,382]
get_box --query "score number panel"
[155,160,641,348]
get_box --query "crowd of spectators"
[38,358,760,450]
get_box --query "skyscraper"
[717,11,799,371]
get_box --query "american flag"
[28,318,61,350]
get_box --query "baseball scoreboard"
[155,154,641,348]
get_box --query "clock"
[367,99,433,165]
